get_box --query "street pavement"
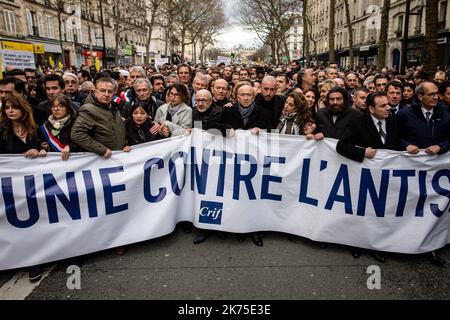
[1,225,449,300]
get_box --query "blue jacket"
[397,103,450,153]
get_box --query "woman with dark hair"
[277,92,315,138]
[0,93,46,282]
[125,100,169,145]
[39,93,80,160]
[0,93,46,157]
[155,83,192,136]
[303,89,319,119]
[402,82,416,108]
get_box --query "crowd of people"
[1,60,449,282]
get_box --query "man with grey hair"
[121,78,164,121]
[166,73,179,87]
[191,75,208,107]
[397,80,450,267]
[326,67,338,79]
[434,71,446,85]
[123,66,147,103]
[63,72,87,105]
[255,76,285,129]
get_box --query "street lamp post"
[400,0,411,74]
[400,0,423,74]
[98,0,107,68]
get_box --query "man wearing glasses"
[63,72,87,105]
[397,81,450,267]
[71,77,129,159]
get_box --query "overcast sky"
[214,0,260,50]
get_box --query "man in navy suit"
[337,91,400,162]
[397,81,450,267]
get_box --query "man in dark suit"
[337,91,400,162]
[220,83,271,247]
[336,91,399,263]
[386,81,406,116]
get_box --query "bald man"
[255,76,286,129]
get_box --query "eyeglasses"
[168,92,180,97]
[423,92,439,98]
[64,80,77,85]
[51,104,66,109]
[196,99,210,103]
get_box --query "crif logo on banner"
[199,201,223,225]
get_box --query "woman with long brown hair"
[0,93,46,282]
[277,92,315,138]
[0,93,46,158]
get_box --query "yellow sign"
[34,44,45,54]
[49,56,55,68]
[2,41,34,52]
[95,58,100,71]
[58,61,63,69]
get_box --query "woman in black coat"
[0,93,46,282]
[124,100,168,146]
[40,93,80,160]
[0,93,46,158]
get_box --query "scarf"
[277,112,299,135]
[168,104,181,119]
[238,102,255,127]
[47,115,71,136]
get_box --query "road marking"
[0,265,55,300]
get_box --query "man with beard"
[314,86,361,139]
[255,76,285,129]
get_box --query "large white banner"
[0,129,449,270]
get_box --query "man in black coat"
[337,91,400,162]
[386,81,406,116]
[221,84,271,133]
[191,89,227,135]
[254,76,285,129]
[314,86,362,140]
[219,83,271,247]
[63,72,88,105]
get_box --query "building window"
[26,9,36,35]
[37,13,44,37]
[46,16,54,38]
[397,15,404,36]
[3,9,16,34]
[439,1,448,29]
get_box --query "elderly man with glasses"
[397,81,450,267]
[63,72,88,105]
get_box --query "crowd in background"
[1,60,449,281]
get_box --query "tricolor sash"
[40,124,67,152]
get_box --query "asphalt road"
[1,225,449,300]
